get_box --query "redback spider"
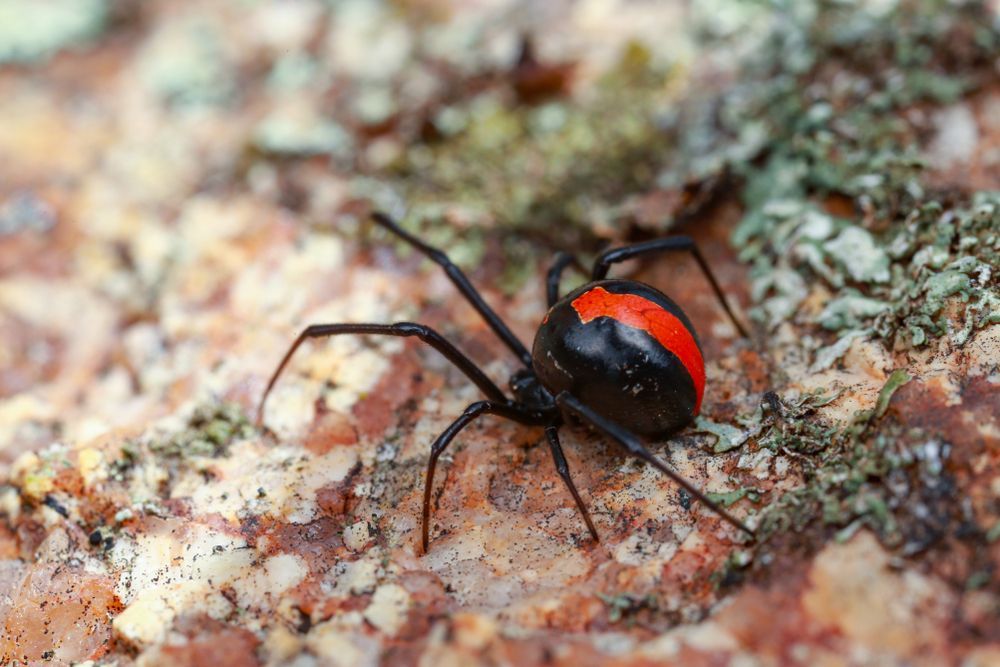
[258,211,755,552]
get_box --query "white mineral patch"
[0,395,52,452]
[451,613,498,651]
[363,583,412,636]
[177,443,359,525]
[109,524,312,647]
[306,621,379,667]
[0,487,19,522]
[113,581,234,648]
[111,524,252,603]
[423,525,488,570]
[232,553,308,609]
[77,447,104,488]
[331,558,381,596]
[328,1,412,81]
[614,530,678,567]
[343,521,373,552]
[249,0,323,52]
[638,622,739,659]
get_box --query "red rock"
[0,564,121,666]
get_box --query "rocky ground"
[0,1,998,665]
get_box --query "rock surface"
[0,1,998,665]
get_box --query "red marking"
[571,286,705,413]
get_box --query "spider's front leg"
[257,322,508,426]
[371,212,533,366]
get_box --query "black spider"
[258,212,754,552]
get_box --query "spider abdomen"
[532,280,704,437]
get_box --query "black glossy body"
[532,280,701,437]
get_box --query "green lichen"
[149,402,255,459]
[818,292,889,331]
[694,416,747,453]
[713,547,755,588]
[138,18,235,107]
[697,0,1000,350]
[747,372,948,556]
[873,370,912,420]
[706,487,760,507]
[597,592,661,625]
[253,114,355,159]
[809,329,869,373]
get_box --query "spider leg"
[591,236,750,339]
[371,211,533,366]
[545,425,599,542]
[555,391,755,539]
[545,251,588,307]
[257,322,507,426]
[422,400,542,553]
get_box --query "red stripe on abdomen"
[571,286,705,414]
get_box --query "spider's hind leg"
[555,391,755,539]
[591,236,750,339]
[545,252,587,307]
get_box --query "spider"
[257,211,755,552]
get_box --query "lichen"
[742,371,953,561]
[691,0,1000,350]
[149,402,255,460]
[109,402,255,493]
[597,592,661,625]
[693,417,746,453]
